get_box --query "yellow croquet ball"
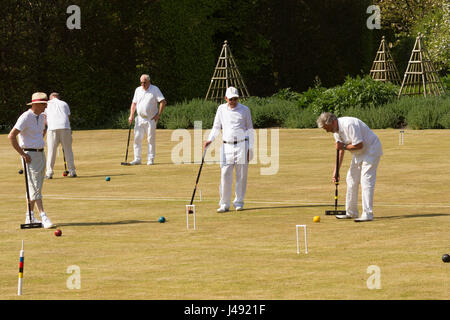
[313,216,320,223]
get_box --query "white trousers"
[133,117,156,162]
[346,156,381,217]
[219,141,249,208]
[46,129,76,175]
[23,151,45,200]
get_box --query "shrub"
[342,106,400,129]
[245,97,298,128]
[284,106,318,128]
[406,95,450,129]
[311,75,399,116]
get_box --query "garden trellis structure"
[205,40,250,103]
[398,33,446,97]
[369,36,401,85]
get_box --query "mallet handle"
[22,158,33,219]
[190,148,207,205]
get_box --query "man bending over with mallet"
[317,112,383,222]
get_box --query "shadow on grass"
[70,173,136,179]
[243,204,340,211]
[376,213,450,220]
[57,219,158,227]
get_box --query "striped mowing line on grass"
[3,194,450,208]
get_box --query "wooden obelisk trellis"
[370,36,401,85]
[205,40,250,103]
[398,33,446,97]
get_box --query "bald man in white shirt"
[204,87,254,212]
[317,112,383,222]
[128,74,166,165]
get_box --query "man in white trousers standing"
[45,92,77,178]
[204,87,254,212]
[317,112,383,222]
[128,74,166,165]
[8,92,55,228]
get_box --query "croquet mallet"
[325,149,347,215]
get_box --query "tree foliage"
[374,0,449,72]
[2,0,422,130]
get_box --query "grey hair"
[140,74,150,81]
[317,112,337,128]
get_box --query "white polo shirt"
[334,117,383,163]
[14,109,46,149]
[132,85,165,120]
[208,103,254,148]
[44,98,71,130]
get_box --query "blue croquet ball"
[105,176,110,181]
[158,216,166,223]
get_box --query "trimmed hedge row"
[113,76,450,130]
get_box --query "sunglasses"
[229,97,239,101]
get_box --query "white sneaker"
[130,160,141,165]
[25,212,41,224]
[68,171,77,178]
[336,214,355,220]
[147,159,154,165]
[355,214,374,222]
[40,214,55,229]
[217,205,229,213]
[235,206,243,211]
[45,174,53,179]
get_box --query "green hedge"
[112,76,450,130]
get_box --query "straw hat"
[27,92,48,105]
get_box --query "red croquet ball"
[63,172,68,176]
[54,229,62,237]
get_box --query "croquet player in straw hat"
[44,92,77,179]
[128,74,166,165]
[204,87,254,212]
[317,112,383,222]
[8,92,55,228]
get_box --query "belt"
[223,138,248,145]
[23,148,44,152]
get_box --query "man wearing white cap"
[8,92,55,228]
[128,74,166,165]
[317,112,383,222]
[204,87,254,212]
[45,92,77,178]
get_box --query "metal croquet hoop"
[186,205,196,230]
[20,158,43,229]
[325,149,346,216]
[296,225,308,254]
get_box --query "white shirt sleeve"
[245,108,254,149]
[132,88,139,103]
[155,87,165,102]
[207,106,222,142]
[347,123,363,145]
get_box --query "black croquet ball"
[442,254,450,263]
[18,169,23,174]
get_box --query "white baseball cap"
[225,87,239,99]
